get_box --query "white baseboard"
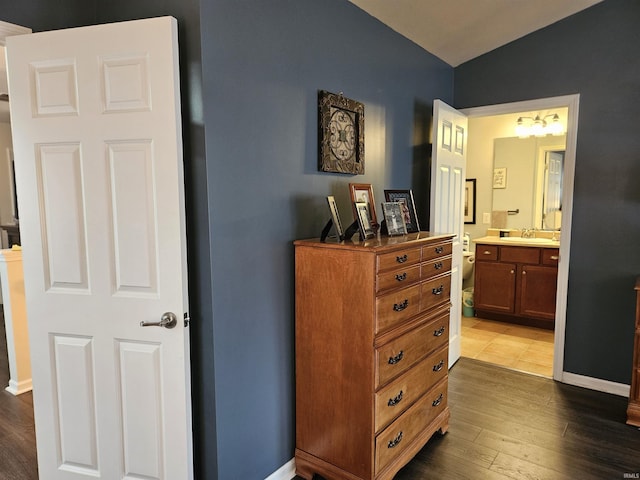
[265,458,295,480]
[561,371,630,397]
[5,377,33,396]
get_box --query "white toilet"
[462,251,475,288]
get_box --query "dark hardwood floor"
[1,305,639,480]
[0,307,38,480]
[296,357,640,480]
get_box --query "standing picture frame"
[349,183,378,231]
[326,195,344,238]
[464,178,477,224]
[354,201,375,239]
[381,202,407,236]
[383,189,420,233]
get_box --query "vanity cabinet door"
[518,264,558,321]
[474,261,516,313]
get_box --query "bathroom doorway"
[457,94,579,381]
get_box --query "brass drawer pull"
[483,250,492,255]
[433,326,445,337]
[435,246,444,254]
[387,390,404,407]
[387,431,403,449]
[432,393,444,407]
[434,262,444,270]
[393,299,409,311]
[433,360,445,372]
[550,255,559,260]
[432,285,444,295]
[395,272,407,282]
[396,254,408,264]
[388,350,404,365]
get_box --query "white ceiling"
[348,0,603,66]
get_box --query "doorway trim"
[461,94,579,383]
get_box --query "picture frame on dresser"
[326,195,344,238]
[383,189,420,233]
[350,183,378,231]
[355,201,375,239]
[381,202,407,236]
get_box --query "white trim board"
[561,372,630,398]
[461,94,580,383]
[265,458,295,480]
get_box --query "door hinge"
[184,312,191,327]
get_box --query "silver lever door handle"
[140,312,178,329]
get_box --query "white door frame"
[461,94,579,382]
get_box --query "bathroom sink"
[499,237,556,243]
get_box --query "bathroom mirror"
[492,135,566,231]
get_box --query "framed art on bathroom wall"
[464,179,476,224]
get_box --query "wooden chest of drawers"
[294,233,453,480]
[626,278,640,426]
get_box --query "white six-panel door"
[430,100,467,368]
[6,17,192,479]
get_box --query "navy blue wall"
[454,0,640,384]
[200,0,451,477]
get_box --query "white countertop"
[473,235,560,249]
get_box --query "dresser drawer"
[377,264,421,293]
[375,311,449,388]
[500,246,540,264]
[422,242,452,262]
[375,346,448,433]
[375,377,448,474]
[476,244,498,261]
[421,256,451,281]
[377,248,421,273]
[421,274,451,312]
[376,285,421,334]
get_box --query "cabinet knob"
[483,250,492,255]
[433,360,445,372]
[550,255,559,260]
[522,270,527,275]
[393,299,409,311]
[387,431,403,449]
[510,270,515,274]
[387,390,404,407]
[388,350,404,365]
[396,254,408,264]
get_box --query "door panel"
[6,17,192,479]
[430,100,467,367]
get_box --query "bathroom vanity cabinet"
[627,277,640,426]
[474,243,558,329]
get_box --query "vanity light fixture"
[516,113,563,138]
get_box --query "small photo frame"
[355,201,375,239]
[382,202,407,236]
[349,183,378,231]
[326,196,344,238]
[493,167,507,189]
[383,189,420,233]
[464,179,476,225]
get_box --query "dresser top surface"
[295,232,454,252]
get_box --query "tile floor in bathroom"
[460,315,554,377]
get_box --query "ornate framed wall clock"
[318,90,364,174]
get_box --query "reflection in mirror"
[493,135,566,230]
